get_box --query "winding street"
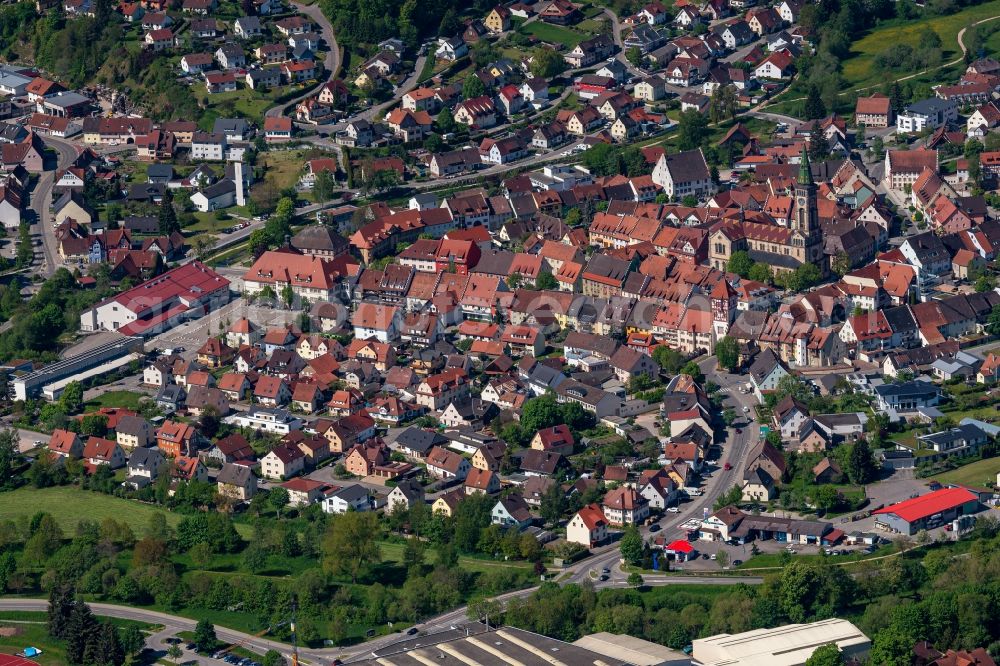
[264,0,341,119]
[31,134,81,277]
[604,9,645,78]
[0,572,765,665]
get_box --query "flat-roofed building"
[692,619,870,666]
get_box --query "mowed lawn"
[523,21,587,48]
[0,613,160,666]
[933,457,1000,488]
[84,390,147,411]
[0,487,181,534]
[0,617,70,666]
[0,487,256,538]
[841,0,1000,88]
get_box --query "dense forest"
[318,0,496,48]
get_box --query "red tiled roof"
[576,502,607,530]
[855,93,890,115]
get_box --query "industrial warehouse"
[873,487,982,535]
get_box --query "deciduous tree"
[463,74,486,100]
[321,512,381,583]
[530,47,565,78]
[620,525,643,565]
[805,643,843,666]
[715,336,739,372]
[727,250,753,278]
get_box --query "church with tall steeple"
[791,146,827,276]
[707,146,829,278]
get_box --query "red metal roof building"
[79,261,230,337]
[873,488,979,535]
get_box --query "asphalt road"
[0,570,762,665]
[32,134,80,277]
[264,0,341,119]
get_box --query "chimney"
[234,161,245,207]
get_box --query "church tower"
[793,146,827,274]
[793,146,818,237]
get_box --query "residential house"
[115,414,153,451]
[464,467,501,495]
[492,493,534,528]
[155,420,198,457]
[216,463,257,501]
[322,485,372,514]
[567,503,609,547]
[426,445,472,480]
[603,487,650,526]
[124,447,164,489]
[260,443,306,480]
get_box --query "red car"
[723,462,732,471]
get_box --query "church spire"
[798,145,812,186]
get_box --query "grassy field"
[576,17,607,34]
[84,390,147,411]
[0,617,69,665]
[0,487,184,535]
[417,53,439,83]
[255,149,315,195]
[0,612,159,666]
[0,487,252,540]
[840,0,1000,88]
[932,457,1000,487]
[186,205,254,234]
[523,21,588,48]
[985,23,1000,55]
[193,86,288,123]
